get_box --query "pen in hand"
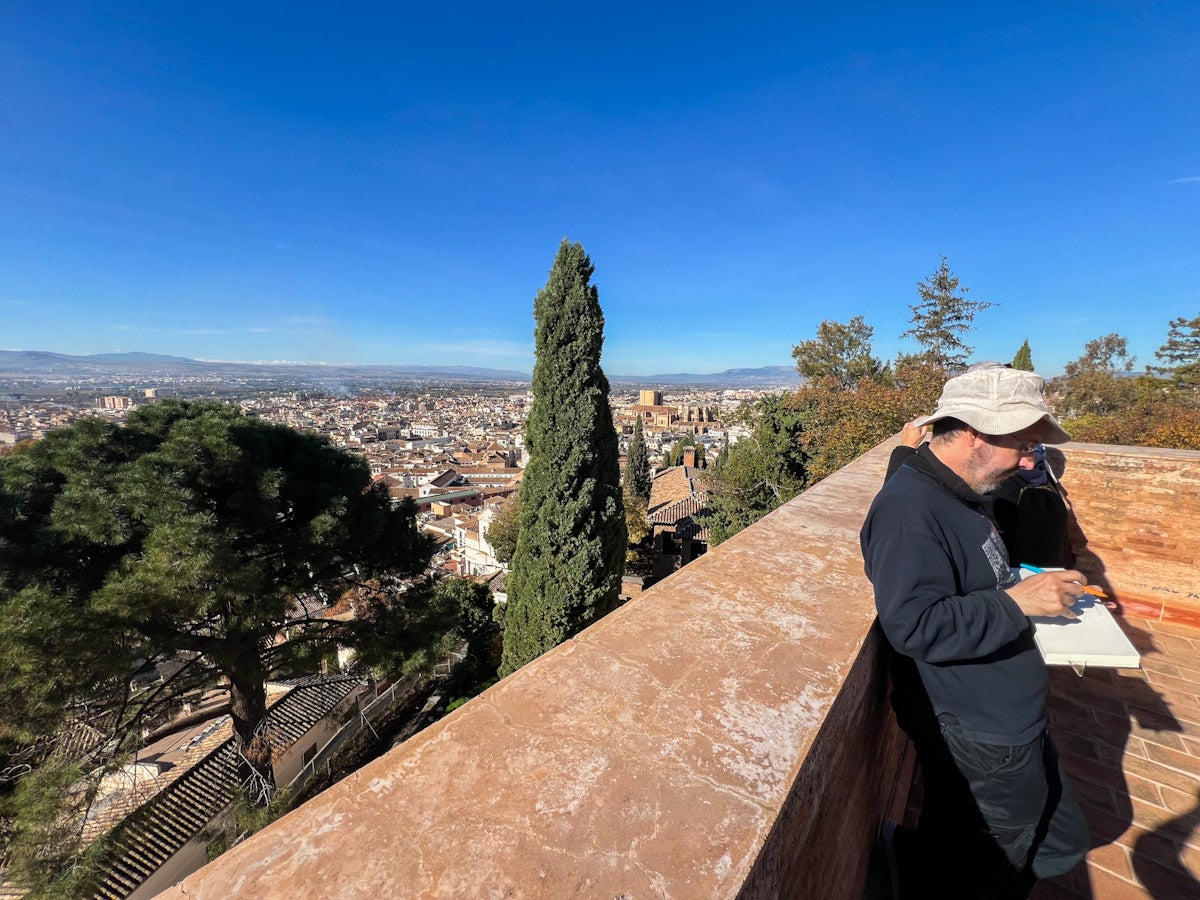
[1019,563,1108,599]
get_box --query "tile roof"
[88,676,362,900]
[648,496,707,525]
[648,466,709,517]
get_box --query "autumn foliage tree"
[1049,324,1200,450]
[483,494,520,565]
[788,361,943,483]
[1051,333,1138,418]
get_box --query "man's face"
[965,426,1042,493]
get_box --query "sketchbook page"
[1030,596,1141,669]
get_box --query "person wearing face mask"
[862,366,1090,898]
[990,444,1074,570]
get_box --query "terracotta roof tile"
[648,466,709,511]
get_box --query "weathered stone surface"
[162,439,1200,899]
[161,441,903,899]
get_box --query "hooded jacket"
[861,444,1046,744]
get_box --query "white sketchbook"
[1030,595,1141,669]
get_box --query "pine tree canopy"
[791,315,883,389]
[0,401,437,818]
[1152,314,1200,391]
[901,255,995,371]
[499,240,626,676]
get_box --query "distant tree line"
[1046,316,1200,447]
[706,259,1200,545]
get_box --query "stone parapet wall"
[161,441,905,899]
[1059,443,1200,627]
[158,438,1200,899]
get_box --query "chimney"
[683,447,697,468]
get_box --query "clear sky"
[1,2,1198,377]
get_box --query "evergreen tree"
[1012,339,1034,371]
[429,576,502,711]
[669,433,695,467]
[499,241,626,677]
[0,402,438,891]
[901,256,995,371]
[714,436,730,472]
[705,394,807,545]
[791,315,884,389]
[1151,314,1200,394]
[624,415,652,501]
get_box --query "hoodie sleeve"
[884,446,917,483]
[865,530,1029,663]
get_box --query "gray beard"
[978,475,1008,494]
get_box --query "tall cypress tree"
[625,414,652,501]
[499,240,626,676]
[1012,338,1034,371]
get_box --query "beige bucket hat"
[913,366,1070,444]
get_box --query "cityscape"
[0,347,780,897]
[3,2,1199,897]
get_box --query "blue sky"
[1,2,1198,377]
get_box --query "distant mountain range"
[610,366,800,388]
[0,351,800,389]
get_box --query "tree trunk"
[225,645,275,805]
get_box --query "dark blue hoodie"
[861,444,1046,744]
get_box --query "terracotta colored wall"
[159,439,1200,899]
[160,442,906,900]
[1058,443,1200,627]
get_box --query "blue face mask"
[1015,444,1049,486]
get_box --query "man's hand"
[1005,570,1087,619]
[900,420,929,448]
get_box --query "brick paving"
[1029,614,1200,898]
[901,614,1200,898]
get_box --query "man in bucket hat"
[861,366,1090,898]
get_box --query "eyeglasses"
[980,432,1040,454]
